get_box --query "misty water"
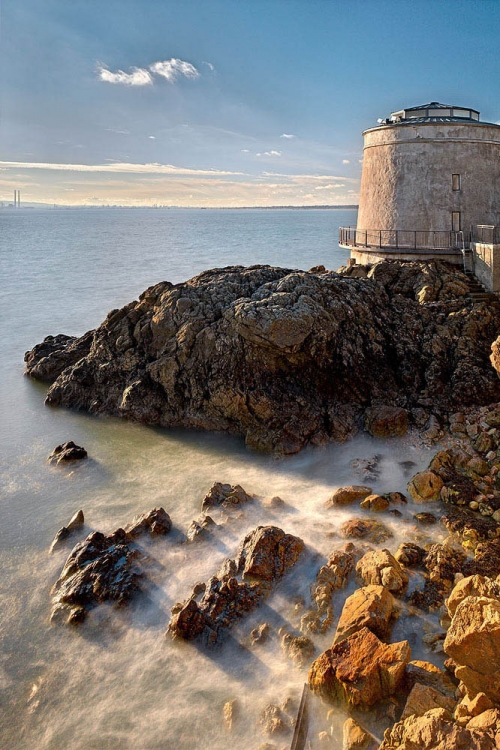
[0,208,444,749]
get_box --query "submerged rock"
[25,262,500,453]
[340,518,393,544]
[280,631,315,668]
[201,482,254,512]
[124,507,172,537]
[300,547,356,634]
[168,526,304,644]
[326,485,372,508]
[48,441,88,463]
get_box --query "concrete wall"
[351,247,462,266]
[471,242,500,292]
[357,122,500,233]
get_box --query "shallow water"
[0,208,446,749]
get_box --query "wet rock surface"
[167,525,304,644]
[48,441,88,463]
[49,509,85,553]
[25,261,500,453]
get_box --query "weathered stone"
[326,486,372,508]
[444,595,500,702]
[356,549,409,593]
[340,519,393,543]
[413,512,437,525]
[360,494,389,512]
[168,526,304,644]
[401,682,456,721]
[446,574,500,617]
[223,699,238,732]
[379,707,498,750]
[51,529,141,624]
[301,549,355,634]
[186,514,215,543]
[308,627,411,710]
[405,660,456,699]
[48,441,87,463]
[258,704,289,736]
[26,263,500,454]
[250,622,271,645]
[201,482,254,512]
[407,470,443,503]
[49,510,85,553]
[394,542,426,567]
[333,585,394,644]
[342,718,373,750]
[280,632,315,667]
[124,507,172,537]
[364,406,409,438]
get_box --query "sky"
[1,0,500,207]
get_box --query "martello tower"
[340,102,500,269]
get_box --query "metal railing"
[339,226,471,251]
[474,225,500,244]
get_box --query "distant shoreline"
[0,204,358,211]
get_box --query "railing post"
[414,231,417,250]
[379,230,381,248]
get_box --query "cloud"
[342,159,350,164]
[148,136,156,140]
[315,183,345,190]
[257,151,281,157]
[280,133,296,139]
[149,58,199,82]
[0,161,243,176]
[105,127,131,135]
[202,61,215,72]
[97,65,152,86]
[241,149,250,153]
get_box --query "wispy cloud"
[202,61,215,72]
[0,161,243,176]
[149,59,199,82]
[97,58,204,86]
[280,133,296,139]
[97,65,153,86]
[342,159,350,164]
[256,150,281,157]
[148,135,156,140]
[315,183,345,190]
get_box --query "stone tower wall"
[357,122,500,233]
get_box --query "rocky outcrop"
[308,626,411,710]
[364,406,409,438]
[280,632,315,667]
[407,471,443,503]
[24,261,500,453]
[300,547,356,634]
[168,526,304,644]
[201,482,254,513]
[124,507,172,537]
[326,486,372,508]
[340,519,393,543]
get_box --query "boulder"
[250,622,271,645]
[364,406,409,437]
[48,441,87,463]
[400,682,456,721]
[222,699,238,732]
[360,494,390,512]
[378,707,498,750]
[258,704,289,736]
[444,595,500,702]
[124,507,172,537]
[186,515,216,543]
[356,549,409,593]
[446,574,500,617]
[280,632,315,668]
[168,526,304,644]
[51,529,141,624]
[407,470,443,503]
[333,585,395,644]
[405,660,456,699]
[394,543,426,567]
[342,718,374,750]
[340,519,393,544]
[326,486,372,508]
[201,482,254,512]
[308,627,411,709]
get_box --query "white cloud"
[202,61,215,72]
[358,159,363,163]
[315,183,345,190]
[0,161,243,176]
[97,65,153,86]
[342,159,350,164]
[241,149,250,153]
[257,150,281,157]
[149,58,199,82]
[148,135,156,139]
[105,127,131,135]
[280,133,296,139]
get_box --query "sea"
[0,208,441,749]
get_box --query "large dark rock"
[25,262,500,453]
[168,525,304,644]
[48,441,88,463]
[51,529,141,624]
